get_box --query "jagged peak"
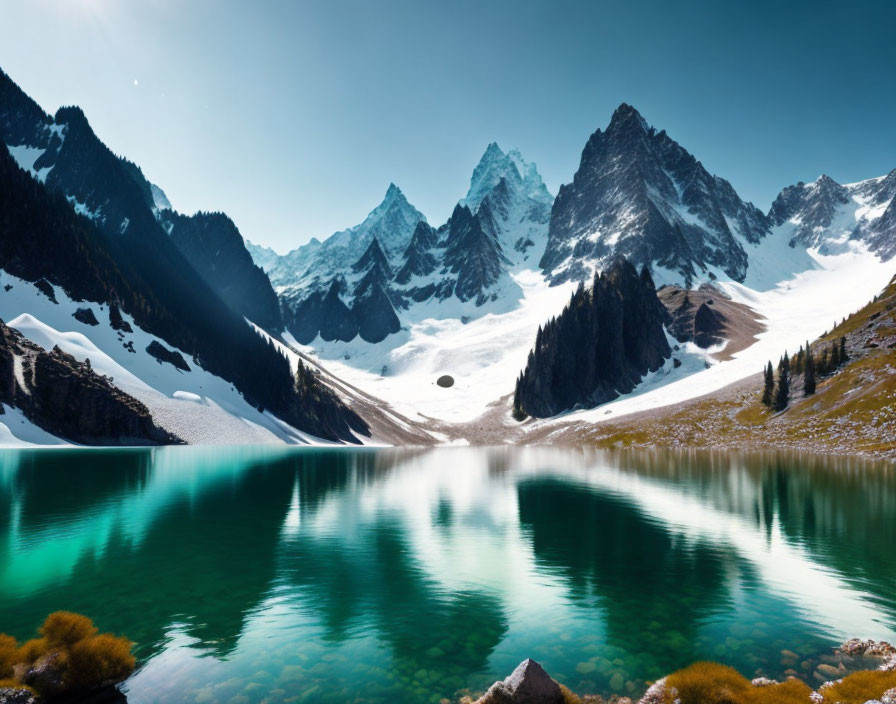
[483,141,504,158]
[814,173,841,188]
[407,220,437,248]
[464,142,550,210]
[363,182,425,226]
[351,236,394,280]
[607,103,651,135]
[384,182,404,201]
[451,203,475,221]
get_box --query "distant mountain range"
[0,61,894,444]
[252,104,895,347]
[255,143,554,344]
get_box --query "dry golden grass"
[666,662,751,704]
[0,678,36,693]
[0,611,135,695]
[0,635,18,678]
[40,611,98,649]
[15,637,48,666]
[559,682,584,704]
[819,669,896,704]
[662,663,896,704]
[748,679,814,704]
[65,634,136,689]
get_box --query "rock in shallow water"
[474,659,563,704]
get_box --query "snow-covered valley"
[284,242,896,438]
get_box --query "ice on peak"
[384,182,404,200]
[464,142,551,211]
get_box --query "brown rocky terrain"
[658,284,766,360]
[0,319,180,445]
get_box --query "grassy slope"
[536,277,896,459]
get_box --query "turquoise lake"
[1,447,895,703]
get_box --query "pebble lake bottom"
[1,446,894,703]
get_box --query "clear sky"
[2,0,895,253]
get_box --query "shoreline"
[457,640,896,704]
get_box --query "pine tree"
[762,361,775,407]
[793,346,804,376]
[804,342,816,396]
[512,378,527,421]
[839,336,848,365]
[819,348,830,376]
[774,353,790,411]
[830,341,841,369]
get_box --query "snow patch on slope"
[295,269,576,423]
[0,405,68,447]
[7,144,53,183]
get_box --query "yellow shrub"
[15,637,49,666]
[65,634,135,689]
[559,683,584,704]
[748,678,813,704]
[40,611,98,649]
[0,678,36,694]
[820,669,896,704]
[0,635,18,678]
[666,662,751,704]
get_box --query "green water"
[1,447,895,703]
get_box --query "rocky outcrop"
[513,259,670,418]
[0,319,180,445]
[0,686,38,704]
[657,284,764,358]
[474,659,563,704]
[443,204,508,304]
[693,302,726,348]
[145,340,190,372]
[837,639,896,671]
[72,307,99,326]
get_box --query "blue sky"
[2,0,895,252]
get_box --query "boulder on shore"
[474,659,564,704]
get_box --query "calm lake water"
[1,447,895,703]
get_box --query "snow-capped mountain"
[0,66,366,443]
[268,183,426,291]
[769,170,896,258]
[244,239,281,273]
[541,104,784,287]
[262,144,554,345]
[461,143,553,268]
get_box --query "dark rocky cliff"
[0,320,179,445]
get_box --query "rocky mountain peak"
[769,174,849,237]
[607,102,651,135]
[463,142,552,213]
[541,105,768,287]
